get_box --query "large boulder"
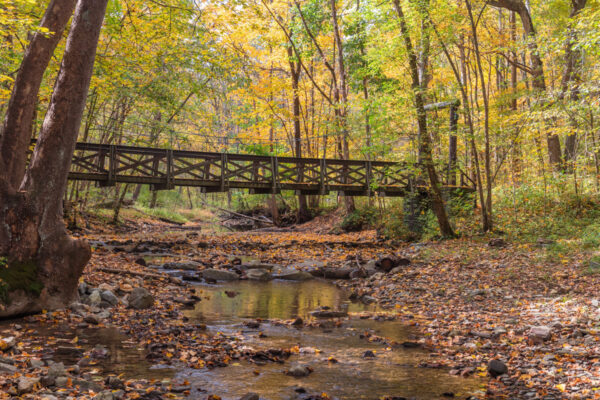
[127,287,154,310]
[273,268,314,281]
[201,269,239,281]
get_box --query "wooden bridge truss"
[67,142,472,197]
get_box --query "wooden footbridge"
[66,142,472,196]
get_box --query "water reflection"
[190,280,378,323]
[183,280,482,400]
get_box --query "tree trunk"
[562,0,587,167]
[466,0,493,230]
[330,0,355,214]
[0,0,77,189]
[288,46,310,223]
[0,0,109,317]
[393,0,454,238]
[489,0,562,169]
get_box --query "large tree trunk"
[0,0,109,317]
[0,0,77,189]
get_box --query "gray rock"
[101,290,119,306]
[295,260,326,269]
[78,282,88,296]
[93,390,115,400]
[18,376,39,394]
[364,260,378,276]
[240,393,260,400]
[84,314,101,325]
[246,269,271,281]
[28,358,44,369]
[240,261,279,271]
[89,290,102,306]
[488,359,508,378]
[363,350,376,358]
[41,396,58,400]
[310,310,348,318]
[273,268,313,281]
[48,362,66,378]
[0,355,14,365]
[173,297,196,306]
[128,287,154,309]
[106,376,124,389]
[529,326,552,342]
[162,261,201,271]
[70,302,87,316]
[286,364,311,377]
[201,268,240,281]
[72,378,103,392]
[0,336,15,351]
[55,376,69,388]
[0,362,17,373]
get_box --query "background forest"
[2,0,600,241]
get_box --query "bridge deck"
[66,142,472,197]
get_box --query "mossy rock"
[0,259,44,305]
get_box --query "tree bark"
[466,0,493,230]
[288,46,310,223]
[393,0,454,238]
[0,0,109,317]
[489,0,562,169]
[330,0,355,213]
[562,0,587,166]
[0,0,78,190]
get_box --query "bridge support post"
[98,145,116,187]
[165,149,174,190]
[366,161,372,197]
[220,153,228,192]
[271,156,279,194]
[319,158,327,195]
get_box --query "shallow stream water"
[15,277,481,399]
[177,280,482,400]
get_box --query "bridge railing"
[61,141,475,196]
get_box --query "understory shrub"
[341,206,378,232]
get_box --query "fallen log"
[95,267,185,285]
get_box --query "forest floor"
[0,210,599,399]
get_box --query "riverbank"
[0,219,595,399]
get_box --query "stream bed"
[177,280,482,399]
[20,278,482,399]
